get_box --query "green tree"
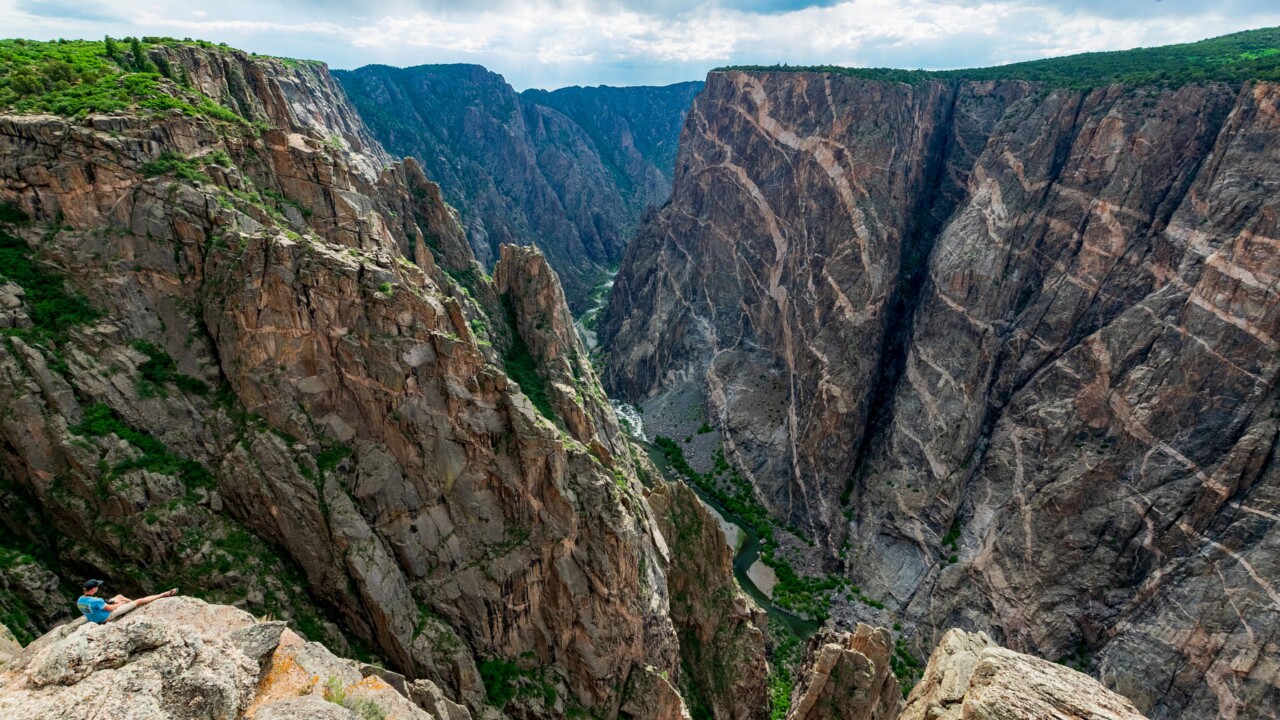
[103,35,118,60]
[8,70,43,97]
[42,59,74,84]
[129,37,153,73]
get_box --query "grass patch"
[479,656,557,710]
[324,677,387,720]
[131,340,209,397]
[0,225,100,343]
[72,402,215,490]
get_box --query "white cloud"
[347,3,745,64]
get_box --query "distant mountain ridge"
[335,63,701,311]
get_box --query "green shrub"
[890,638,922,697]
[0,226,99,343]
[141,151,204,182]
[1057,641,1093,672]
[128,37,154,73]
[652,438,878,620]
[478,657,557,710]
[941,519,961,549]
[766,624,802,720]
[0,38,247,121]
[315,445,352,473]
[130,340,209,396]
[261,188,312,218]
[500,296,556,423]
[73,402,215,490]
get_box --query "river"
[573,276,613,352]
[643,443,821,639]
[579,276,819,639]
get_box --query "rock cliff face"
[601,68,1280,718]
[648,482,769,720]
[335,64,702,310]
[493,243,629,461]
[0,40,693,718]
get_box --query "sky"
[4,0,1280,89]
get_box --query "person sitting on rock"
[77,579,178,624]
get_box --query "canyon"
[2,27,1279,720]
[601,33,1280,720]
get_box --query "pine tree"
[104,35,118,60]
[129,37,153,73]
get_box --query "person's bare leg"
[133,588,179,608]
[109,595,132,604]
[104,589,179,622]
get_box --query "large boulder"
[0,596,463,720]
[0,597,263,719]
[900,629,1147,720]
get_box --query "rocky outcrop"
[0,41,681,718]
[601,66,1280,719]
[0,551,70,643]
[621,666,695,720]
[788,625,900,720]
[147,43,393,179]
[900,629,1147,720]
[335,64,702,309]
[0,596,464,720]
[648,482,769,720]
[0,282,28,330]
[493,243,628,460]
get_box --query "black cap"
[83,579,104,590]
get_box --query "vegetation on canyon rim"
[727,26,1280,88]
[0,37,233,119]
[0,36,318,120]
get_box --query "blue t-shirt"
[77,595,109,624]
